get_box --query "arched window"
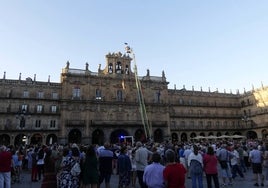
[108,63,113,73]
[116,62,122,74]
[96,89,102,100]
[125,65,129,74]
[117,90,123,101]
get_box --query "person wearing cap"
[0,145,12,188]
[143,152,165,188]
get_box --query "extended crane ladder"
[132,53,152,140]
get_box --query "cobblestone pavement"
[12,168,266,188]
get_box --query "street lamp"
[16,108,30,146]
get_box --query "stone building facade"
[0,51,267,146]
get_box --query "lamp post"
[242,115,251,128]
[16,108,30,146]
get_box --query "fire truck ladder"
[125,44,152,140]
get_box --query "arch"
[68,129,82,144]
[216,132,222,137]
[46,134,57,145]
[92,129,104,145]
[225,132,230,136]
[247,131,258,139]
[110,129,128,144]
[181,132,187,142]
[200,132,205,137]
[154,129,163,143]
[14,134,26,147]
[31,133,43,145]
[171,133,178,143]
[135,129,146,143]
[208,132,214,136]
[190,132,196,138]
[0,134,10,146]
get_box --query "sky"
[0,1,267,93]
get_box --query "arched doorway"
[46,134,57,145]
[134,129,146,143]
[110,129,128,144]
[171,133,178,143]
[0,134,10,146]
[31,133,43,145]
[154,129,163,143]
[208,132,214,136]
[68,129,82,144]
[216,132,222,137]
[181,133,187,142]
[200,132,205,137]
[14,134,26,146]
[247,131,258,139]
[190,132,196,139]
[92,129,104,145]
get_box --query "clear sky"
[0,1,267,93]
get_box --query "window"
[96,89,102,100]
[23,90,29,98]
[155,90,161,103]
[117,90,123,101]
[108,63,113,73]
[36,105,43,113]
[50,120,56,128]
[37,91,44,99]
[52,92,58,99]
[35,120,41,128]
[198,121,203,128]
[125,65,129,74]
[73,87,81,98]
[21,104,28,112]
[51,105,57,113]
[116,62,122,74]
[179,98,184,105]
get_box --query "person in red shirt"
[0,145,12,188]
[203,146,220,188]
[163,149,186,188]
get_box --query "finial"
[183,85,185,89]
[244,88,246,94]
[162,70,165,78]
[19,73,21,80]
[66,61,70,69]
[192,86,194,91]
[208,87,210,92]
[174,84,176,90]
[48,75,50,83]
[3,71,6,79]
[252,84,255,91]
[146,69,150,76]
[34,74,36,82]
[200,86,202,91]
[230,89,232,94]
[224,89,226,93]
[85,62,89,71]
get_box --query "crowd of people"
[0,138,268,188]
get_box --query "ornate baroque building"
[0,51,268,146]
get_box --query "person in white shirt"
[230,146,244,180]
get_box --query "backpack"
[190,159,203,175]
[71,161,81,176]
